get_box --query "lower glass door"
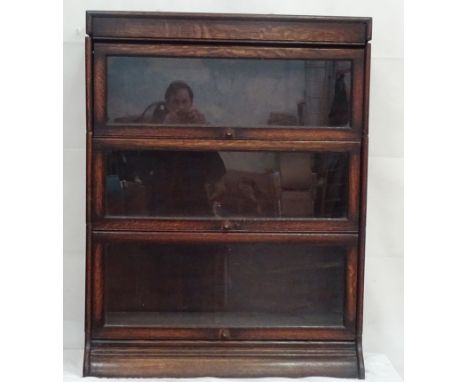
[104,242,346,328]
[91,233,358,340]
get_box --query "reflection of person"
[163,81,207,124]
[107,149,226,216]
[107,81,225,216]
[147,151,225,216]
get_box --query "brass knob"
[224,128,234,139]
[219,328,230,340]
[222,220,232,231]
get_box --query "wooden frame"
[86,340,362,378]
[86,11,372,45]
[84,11,371,379]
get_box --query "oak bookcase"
[84,11,371,378]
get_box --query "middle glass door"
[93,142,360,232]
[105,149,350,219]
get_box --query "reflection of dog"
[206,171,278,217]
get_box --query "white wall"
[63,0,403,377]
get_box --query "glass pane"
[104,243,346,328]
[105,150,349,218]
[107,57,352,128]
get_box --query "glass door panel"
[104,150,350,219]
[103,242,348,328]
[106,57,352,129]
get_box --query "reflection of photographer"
[121,80,207,124]
[163,81,206,124]
[107,81,225,217]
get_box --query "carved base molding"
[84,340,364,378]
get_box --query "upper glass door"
[93,44,365,140]
[107,57,352,128]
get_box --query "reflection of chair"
[209,155,321,218]
[113,101,168,123]
[278,153,317,217]
[210,170,281,217]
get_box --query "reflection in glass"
[105,150,348,218]
[107,57,352,127]
[104,243,346,328]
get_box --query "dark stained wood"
[351,52,365,134]
[92,230,358,245]
[92,150,104,218]
[93,137,360,151]
[85,36,93,132]
[357,338,365,379]
[84,11,371,378]
[355,44,371,380]
[93,326,354,341]
[348,151,361,224]
[84,35,93,377]
[95,41,366,58]
[93,218,358,233]
[356,128,369,381]
[91,242,104,329]
[345,246,358,327]
[92,50,106,128]
[86,11,371,45]
[85,132,92,224]
[363,44,372,136]
[86,340,360,378]
[95,125,360,141]
[83,226,92,377]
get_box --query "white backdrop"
[63,0,403,377]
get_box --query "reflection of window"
[314,153,348,217]
[302,61,351,127]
